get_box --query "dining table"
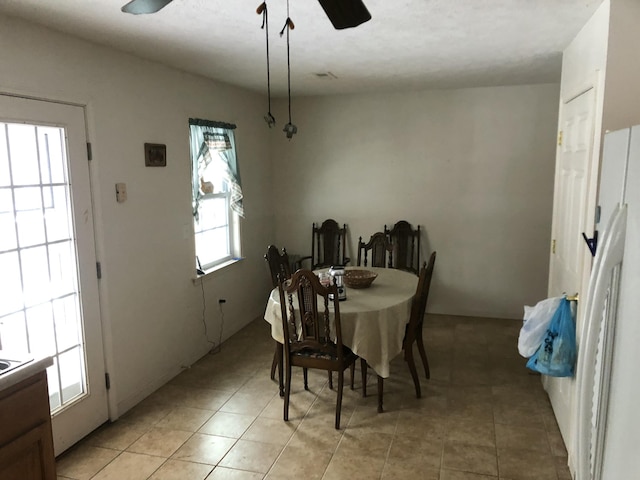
[263,266,418,403]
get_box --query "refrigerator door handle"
[575,204,627,480]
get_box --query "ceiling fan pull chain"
[257,2,276,128]
[281,0,297,139]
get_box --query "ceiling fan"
[121,0,371,29]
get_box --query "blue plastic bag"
[526,297,577,377]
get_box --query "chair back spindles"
[357,232,393,268]
[385,220,421,274]
[277,269,355,428]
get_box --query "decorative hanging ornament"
[281,0,297,139]
[257,2,276,128]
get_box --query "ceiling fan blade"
[316,0,371,29]
[121,0,174,15]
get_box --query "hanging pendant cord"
[258,2,275,126]
[280,0,295,125]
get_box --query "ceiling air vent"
[314,72,338,80]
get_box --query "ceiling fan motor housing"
[316,0,372,29]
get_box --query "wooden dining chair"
[384,220,420,275]
[264,245,291,390]
[298,219,350,270]
[361,252,436,409]
[402,251,436,398]
[277,269,358,429]
[357,232,393,268]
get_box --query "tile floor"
[56,314,570,480]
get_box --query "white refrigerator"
[574,125,640,479]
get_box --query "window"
[189,119,244,271]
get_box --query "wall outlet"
[115,183,127,203]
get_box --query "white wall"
[0,15,275,416]
[602,0,640,132]
[270,85,559,319]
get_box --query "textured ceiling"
[0,0,603,97]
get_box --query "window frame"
[189,120,243,274]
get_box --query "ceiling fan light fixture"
[283,122,298,139]
[264,112,276,128]
[316,0,371,29]
[121,0,174,15]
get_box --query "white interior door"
[0,94,108,454]
[546,85,599,453]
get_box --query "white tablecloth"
[263,267,417,378]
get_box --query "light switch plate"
[115,183,127,203]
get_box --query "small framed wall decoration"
[144,143,166,167]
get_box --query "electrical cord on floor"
[212,300,225,355]
[199,278,216,352]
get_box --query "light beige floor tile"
[148,459,213,480]
[497,447,558,480]
[395,410,447,440]
[347,406,399,435]
[287,422,344,453]
[555,455,572,479]
[120,399,174,426]
[241,416,298,445]
[220,391,274,416]
[126,427,192,457]
[182,387,234,411]
[199,411,256,438]
[56,445,120,480]
[381,462,440,480]
[322,451,385,480]
[442,442,498,477]
[91,452,165,480]
[155,406,214,432]
[207,466,265,479]
[495,423,550,454]
[386,434,443,470]
[333,430,393,458]
[260,390,316,420]
[171,433,237,465]
[439,470,498,479]
[57,316,566,480]
[446,417,496,448]
[218,439,282,474]
[85,421,150,450]
[493,403,545,429]
[265,444,332,480]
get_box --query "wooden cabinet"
[0,370,56,480]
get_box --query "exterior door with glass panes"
[0,94,108,454]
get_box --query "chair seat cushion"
[294,344,355,360]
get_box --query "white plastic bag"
[518,296,563,358]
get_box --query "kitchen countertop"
[0,353,53,392]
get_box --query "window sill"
[192,257,243,283]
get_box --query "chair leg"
[416,327,430,379]
[284,361,292,421]
[350,363,355,390]
[405,344,422,398]
[303,368,309,390]
[377,375,384,413]
[335,370,344,429]
[360,358,367,397]
[328,371,333,390]
[277,342,284,398]
[270,343,278,381]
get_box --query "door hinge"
[552,239,556,254]
[105,372,111,390]
[96,261,102,279]
[595,205,601,224]
[87,142,93,161]
[557,130,563,146]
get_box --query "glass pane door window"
[0,121,86,412]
